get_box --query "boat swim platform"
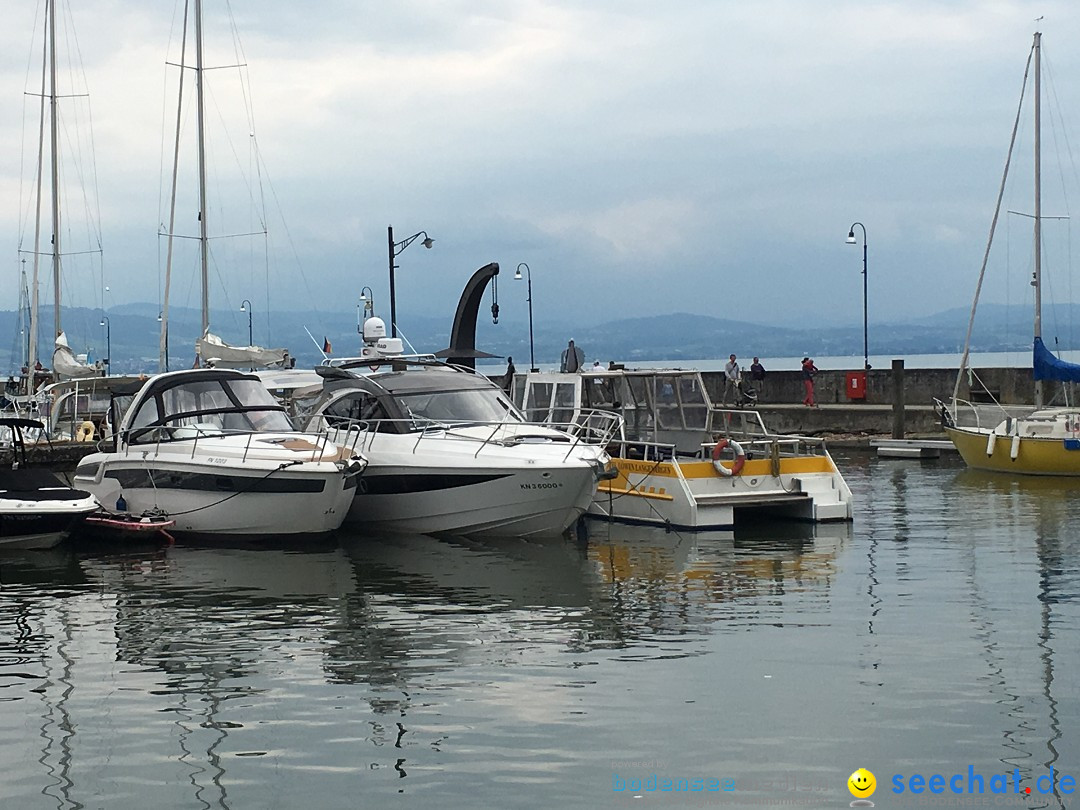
[870,438,957,459]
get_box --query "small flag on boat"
[322,337,332,354]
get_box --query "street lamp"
[513,263,537,372]
[358,286,375,326]
[846,222,869,370]
[99,315,111,371]
[239,299,253,346]
[387,226,434,338]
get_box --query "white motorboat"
[300,361,617,539]
[73,369,365,540]
[0,418,99,549]
[518,367,854,530]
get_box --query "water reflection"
[948,468,1077,809]
[0,454,1071,808]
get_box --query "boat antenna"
[952,36,1036,405]
[303,326,327,360]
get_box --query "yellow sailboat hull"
[946,425,1080,476]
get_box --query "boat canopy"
[305,364,522,432]
[1033,336,1080,382]
[122,369,293,443]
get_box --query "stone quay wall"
[701,364,1043,408]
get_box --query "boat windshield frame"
[122,370,293,445]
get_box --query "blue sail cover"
[1033,336,1080,382]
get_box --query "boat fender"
[1010,433,1021,461]
[711,438,746,477]
[77,420,95,442]
[985,430,996,457]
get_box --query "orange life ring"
[711,438,746,476]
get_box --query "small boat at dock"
[0,418,99,549]
[82,513,177,543]
[517,367,853,530]
[72,369,365,540]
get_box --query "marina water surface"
[1,450,1077,809]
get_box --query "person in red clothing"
[801,357,819,407]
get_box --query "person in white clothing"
[721,354,740,406]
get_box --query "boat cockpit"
[304,363,524,435]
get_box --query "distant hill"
[0,302,1069,374]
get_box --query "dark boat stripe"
[358,473,512,495]
[105,469,327,494]
[0,512,87,536]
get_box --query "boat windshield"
[126,377,293,443]
[396,387,522,425]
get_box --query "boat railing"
[710,407,772,436]
[702,434,831,460]
[319,413,620,462]
[117,424,352,465]
[946,398,1036,431]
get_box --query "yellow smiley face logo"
[848,768,876,798]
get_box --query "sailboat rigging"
[16,0,106,389]
[158,0,289,373]
[942,31,1080,475]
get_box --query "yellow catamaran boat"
[517,367,853,530]
[943,31,1080,476]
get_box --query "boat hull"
[590,453,853,530]
[74,455,357,539]
[0,504,98,549]
[346,463,599,539]
[946,425,1080,476]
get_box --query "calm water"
[1,452,1078,809]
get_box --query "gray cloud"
[3,0,1079,348]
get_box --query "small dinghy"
[82,512,176,543]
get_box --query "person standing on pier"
[560,339,584,373]
[801,357,818,407]
[502,356,516,394]
[749,357,766,401]
[722,354,740,406]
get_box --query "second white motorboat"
[300,362,617,539]
[73,369,365,540]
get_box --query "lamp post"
[99,315,111,371]
[513,263,537,372]
[387,226,434,338]
[846,222,869,370]
[239,299,253,346]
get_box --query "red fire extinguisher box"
[846,371,867,400]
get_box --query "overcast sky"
[3,0,1080,346]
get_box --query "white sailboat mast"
[48,0,62,338]
[160,3,192,372]
[28,14,49,384]
[1033,31,1043,408]
[196,0,210,338]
